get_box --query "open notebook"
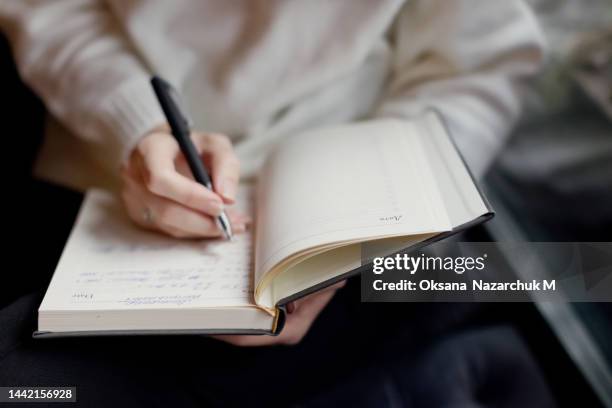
[35,112,492,337]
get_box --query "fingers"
[212,281,344,347]
[122,157,249,238]
[285,280,346,315]
[290,285,338,320]
[274,287,338,344]
[122,174,218,238]
[122,129,243,239]
[193,133,240,204]
[136,133,225,216]
[127,190,247,238]
[226,207,252,230]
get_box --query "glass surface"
[482,105,612,405]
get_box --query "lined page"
[40,187,255,313]
[254,118,453,301]
[419,113,490,227]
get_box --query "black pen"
[151,76,233,241]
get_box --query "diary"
[35,112,492,337]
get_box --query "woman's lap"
[0,280,487,407]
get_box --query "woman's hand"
[213,280,346,346]
[121,125,249,238]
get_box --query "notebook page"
[40,187,255,313]
[254,118,453,303]
[270,233,435,307]
[419,112,490,227]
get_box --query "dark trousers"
[1,276,555,407]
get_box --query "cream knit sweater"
[0,0,545,191]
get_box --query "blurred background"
[484,0,612,405]
[0,0,611,406]
[494,0,612,240]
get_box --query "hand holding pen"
[119,77,250,239]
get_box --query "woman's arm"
[0,0,244,237]
[0,0,165,171]
[374,0,546,178]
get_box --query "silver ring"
[142,207,154,224]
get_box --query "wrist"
[143,122,171,136]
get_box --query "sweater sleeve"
[374,0,546,178]
[0,0,166,171]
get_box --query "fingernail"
[209,200,224,216]
[221,180,237,201]
[233,222,246,233]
